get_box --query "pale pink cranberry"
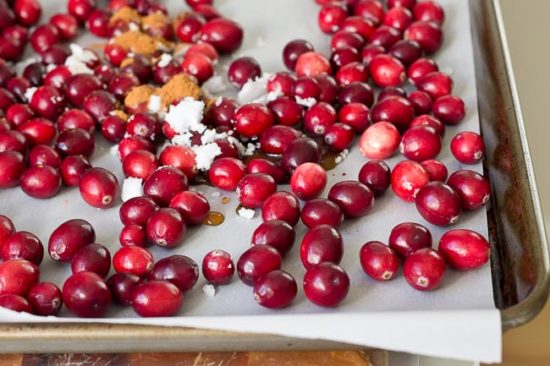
[290,163,327,201]
[259,125,300,155]
[119,196,159,226]
[247,158,286,184]
[301,199,344,229]
[400,126,441,162]
[295,51,332,78]
[417,71,453,99]
[253,270,297,309]
[383,6,413,32]
[408,90,433,114]
[303,262,349,307]
[208,157,246,191]
[169,191,210,226]
[237,245,282,286]
[181,52,213,84]
[342,16,376,40]
[267,97,303,126]
[20,165,61,199]
[79,168,119,209]
[336,61,369,86]
[413,0,445,25]
[59,155,91,186]
[404,20,443,53]
[1,231,43,265]
[28,144,61,168]
[432,95,466,125]
[359,121,400,159]
[371,96,415,131]
[369,54,405,87]
[339,102,370,133]
[447,170,491,211]
[318,3,347,34]
[389,222,432,257]
[421,159,448,181]
[18,118,57,145]
[281,137,321,174]
[48,219,95,262]
[283,39,314,71]
[391,160,430,201]
[328,180,374,218]
[368,25,402,49]
[360,241,399,281]
[131,280,182,317]
[439,229,489,270]
[119,224,146,247]
[252,220,296,256]
[50,13,78,40]
[147,255,198,292]
[202,250,234,286]
[415,182,461,226]
[71,243,111,278]
[450,131,485,164]
[146,208,186,248]
[143,166,188,206]
[27,282,62,316]
[403,248,445,291]
[67,0,96,23]
[407,57,438,85]
[107,272,139,306]
[199,17,243,54]
[325,123,355,151]
[304,102,337,136]
[234,103,274,138]
[56,128,95,157]
[358,160,391,196]
[0,259,39,296]
[228,56,261,89]
[330,31,364,52]
[262,191,301,227]
[236,173,277,209]
[410,114,445,137]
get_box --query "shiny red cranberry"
[0,37,24,62]
[64,74,102,107]
[247,158,286,184]
[400,126,441,162]
[87,9,111,38]
[281,137,321,174]
[354,0,384,23]
[368,25,401,49]
[0,130,27,153]
[71,243,111,278]
[262,191,301,227]
[118,136,155,161]
[40,45,70,65]
[324,122,354,151]
[29,86,65,119]
[236,173,277,209]
[415,182,461,226]
[389,40,422,67]
[59,155,91,186]
[107,272,139,306]
[303,262,349,307]
[131,280,182,317]
[202,250,234,286]
[63,271,111,318]
[79,167,119,209]
[421,159,448,181]
[122,150,158,180]
[146,208,186,248]
[331,46,360,70]
[206,97,237,127]
[293,76,321,101]
[330,31,364,52]
[259,125,300,155]
[143,166,188,206]
[18,118,56,145]
[403,248,445,291]
[83,91,117,123]
[228,56,261,89]
[103,43,127,67]
[290,162,327,200]
[328,181,374,218]
[20,165,61,199]
[199,18,243,54]
[237,245,282,286]
[391,160,430,201]
[234,103,273,138]
[417,71,453,100]
[339,102,370,133]
[27,282,62,316]
[253,270,297,309]
[368,54,405,88]
[413,0,445,25]
[0,259,39,296]
[0,293,32,312]
[267,97,303,126]
[439,229,490,270]
[44,65,72,89]
[48,219,95,262]
[112,245,154,277]
[50,13,78,40]
[432,95,465,125]
[169,191,210,226]
[378,86,407,102]
[360,241,399,281]
[67,0,97,23]
[6,104,33,127]
[251,220,295,256]
[361,44,384,66]
[56,128,95,158]
[267,72,296,96]
[208,157,245,191]
[295,51,332,78]
[407,57,438,85]
[30,24,59,53]
[447,170,491,211]
[0,216,14,250]
[119,224,146,247]
[28,144,61,168]
[358,160,391,196]
[404,20,442,53]
[383,6,412,32]
[181,52,213,84]
[359,121,400,159]
[120,196,158,226]
[315,74,339,103]
[301,199,344,229]
[318,3,347,34]
[408,90,432,115]
[300,225,343,269]
[389,222,432,257]
[1,231,43,265]
[283,39,314,71]
[158,145,196,179]
[147,255,198,292]
[108,73,139,100]
[57,109,95,133]
[175,13,204,43]
[371,96,414,131]
[450,131,484,164]
[410,114,445,137]
[341,15,376,39]
[335,61,368,86]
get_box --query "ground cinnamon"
[158,74,203,107]
[109,6,141,25]
[113,31,172,56]
[124,85,155,111]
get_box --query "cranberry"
[262,191,301,227]
[44,66,72,89]
[119,224,146,247]
[50,13,78,40]
[206,97,237,128]
[112,245,154,277]
[431,96,465,126]
[315,74,339,103]
[40,45,70,65]
[63,271,111,318]
[79,168,119,209]
[336,62,369,86]
[368,25,402,49]
[447,170,491,210]
[338,103,369,133]
[439,229,490,270]
[383,6,413,32]
[354,0,385,24]
[237,245,282,286]
[199,18,243,54]
[328,180,374,218]
[421,159,448,181]
[236,173,276,209]
[253,270,297,309]
[359,121,400,159]
[131,280,182,317]
[303,263,349,307]
[358,160,391,196]
[109,74,139,100]
[0,130,27,153]
[413,0,445,25]
[120,196,159,226]
[57,109,95,133]
[368,54,405,88]
[28,86,65,120]
[295,51,332,78]
[59,155,91,186]
[64,74,102,107]
[147,255,198,292]
[404,21,443,53]
[408,90,433,115]
[18,118,56,145]
[400,126,441,162]
[83,91,117,123]
[403,248,445,291]
[324,123,355,151]
[56,128,95,158]
[293,76,321,100]
[0,37,24,62]
[228,57,261,89]
[146,208,186,248]
[259,125,300,155]
[290,163,327,200]
[391,160,430,201]
[0,294,32,312]
[71,243,111,278]
[6,104,33,127]
[107,272,139,306]
[267,97,304,126]
[331,47,360,70]
[300,225,343,269]
[378,87,407,101]
[27,282,62,316]
[0,259,39,296]
[281,137,321,174]
[87,9,111,38]
[330,31,364,52]
[28,144,61,168]
[251,220,296,256]
[0,87,15,111]
[267,72,296,96]
[0,215,14,249]
[67,0,97,23]
[48,219,95,262]
[118,136,155,161]
[1,231,43,265]
[175,13,204,43]
[143,166,188,206]
[360,241,399,281]
[20,165,61,199]
[234,103,274,138]
[247,158,286,184]
[159,145,196,179]
[361,44,385,66]
[389,222,432,257]
[318,4,347,34]
[415,182,461,226]
[208,157,245,191]
[407,57,438,85]
[202,250,234,286]
[30,24,59,53]
[181,52,213,84]
[342,16,376,40]
[371,96,414,131]
[410,114,445,137]
[450,131,484,164]
[122,150,158,180]
[169,191,210,226]
[283,39,314,71]
[301,199,344,229]
[417,71,453,100]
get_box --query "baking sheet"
[0,0,501,362]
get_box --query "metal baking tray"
[0,0,547,353]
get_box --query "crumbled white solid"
[202,284,216,297]
[64,44,97,75]
[256,36,266,48]
[121,177,144,202]
[237,73,272,104]
[192,143,221,171]
[201,129,226,145]
[237,206,256,219]
[266,90,283,102]
[157,53,173,68]
[147,95,162,114]
[165,98,206,134]
[295,96,317,108]
[210,191,221,197]
[171,132,193,147]
[335,149,350,164]
[24,87,37,102]
[202,75,231,95]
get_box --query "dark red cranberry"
[262,191,301,227]
[253,270,297,309]
[199,18,243,54]
[303,262,349,307]
[147,255,198,292]
[447,170,491,211]
[359,121,400,159]
[293,76,321,100]
[301,199,344,229]
[290,162,327,200]
[267,97,303,126]
[48,219,95,262]
[408,90,433,114]
[108,73,139,100]
[237,245,282,286]
[338,81,374,106]
[27,282,62,316]
[83,91,117,123]
[208,157,246,191]
[131,280,182,317]
[421,159,448,182]
[30,24,59,53]
[300,225,343,269]
[59,155,91,186]
[361,44,385,66]
[18,117,56,145]
[247,158,286,184]
[28,144,61,168]
[71,243,111,278]
[6,103,33,127]
[252,220,295,256]
[236,173,277,209]
[259,125,300,155]
[403,248,445,291]
[113,245,154,277]
[0,150,22,189]
[450,131,484,164]
[64,74,102,107]
[28,86,65,119]
[314,74,339,103]
[169,191,210,226]
[62,271,111,317]
[413,0,445,25]
[44,66,72,89]
[378,86,407,101]
[360,241,399,281]
[267,72,296,96]
[389,222,432,257]
[0,130,27,153]
[328,181,374,218]
[368,25,402,49]
[404,20,443,53]
[439,229,490,270]
[206,97,237,127]
[228,57,261,89]
[283,39,314,71]
[20,165,61,199]
[50,13,78,40]
[416,71,453,99]
[146,208,186,248]
[143,166,188,206]
[358,160,391,196]
[40,45,70,65]
[391,160,430,201]
[330,34,363,57]
[100,116,126,143]
[415,182,461,226]
[0,294,32,312]
[410,114,445,137]
[1,231,43,265]
[432,95,465,125]
[120,196,159,226]
[389,39,422,66]
[331,46,361,69]
[57,109,95,133]
[234,103,274,138]
[79,167,119,209]
[119,224,146,247]
[56,128,95,157]
[371,96,414,131]
[281,137,321,174]
[107,272,139,306]
[0,87,15,112]
[202,250,234,286]
[324,122,355,151]
[339,102,370,133]
[0,37,24,62]
[400,126,441,161]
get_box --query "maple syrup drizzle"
[320,150,340,171]
[204,211,225,226]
